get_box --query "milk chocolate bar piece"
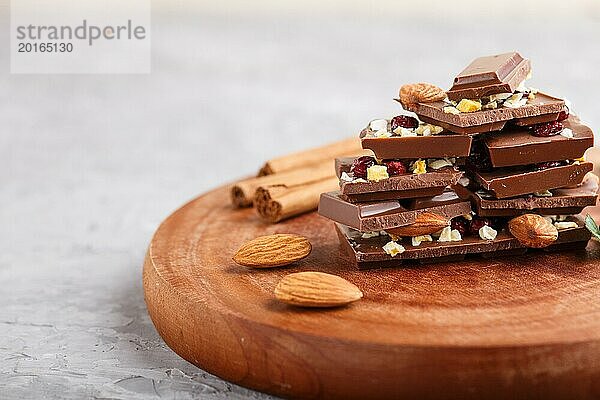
[336,157,463,202]
[447,52,531,101]
[336,217,590,269]
[318,191,471,232]
[473,162,593,199]
[415,93,564,135]
[453,173,599,217]
[360,129,472,159]
[483,117,593,168]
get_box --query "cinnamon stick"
[254,176,339,223]
[258,137,367,176]
[231,160,334,208]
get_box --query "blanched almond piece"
[274,272,363,308]
[233,234,311,268]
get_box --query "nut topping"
[398,82,446,112]
[508,214,558,248]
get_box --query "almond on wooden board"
[233,234,311,268]
[398,82,446,112]
[509,214,558,248]
[274,272,363,308]
[386,212,449,237]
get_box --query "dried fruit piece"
[467,141,493,172]
[451,216,471,236]
[390,115,419,130]
[443,106,461,115]
[386,212,449,237]
[384,160,407,176]
[366,165,389,182]
[350,156,376,179]
[438,226,463,242]
[509,214,559,248]
[398,83,446,112]
[469,217,492,236]
[412,235,433,246]
[428,158,453,170]
[557,107,570,122]
[415,123,443,135]
[412,159,427,174]
[479,225,498,240]
[383,241,405,257]
[233,234,311,268]
[456,99,482,113]
[554,221,578,230]
[532,121,563,137]
[274,272,363,307]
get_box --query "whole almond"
[398,82,446,112]
[386,212,449,237]
[274,272,363,307]
[509,214,558,248]
[233,234,311,268]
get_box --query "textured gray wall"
[1,1,599,398]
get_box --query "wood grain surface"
[143,185,600,400]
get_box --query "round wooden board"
[144,185,600,400]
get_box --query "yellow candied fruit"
[574,156,586,162]
[456,99,482,113]
[367,165,389,182]
[412,159,427,174]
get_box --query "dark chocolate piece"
[453,173,599,217]
[473,162,593,199]
[447,52,531,101]
[360,129,472,159]
[318,191,471,232]
[336,216,590,269]
[414,92,565,134]
[336,157,464,202]
[483,117,593,167]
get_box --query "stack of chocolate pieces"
[319,52,598,269]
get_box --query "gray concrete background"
[1,1,599,398]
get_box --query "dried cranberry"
[469,217,492,236]
[466,140,493,172]
[467,151,492,172]
[350,156,376,179]
[531,121,563,137]
[450,216,471,236]
[390,115,419,130]
[533,161,565,171]
[557,106,570,122]
[384,160,407,176]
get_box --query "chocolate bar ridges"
[472,162,593,199]
[336,216,590,269]
[318,191,471,232]
[360,129,472,159]
[447,52,531,101]
[453,173,599,217]
[483,117,593,168]
[415,93,564,134]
